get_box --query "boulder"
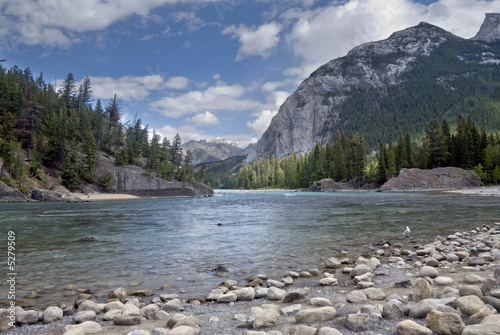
[267,279,285,288]
[72,310,96,324]
[413,278,432,302]
[64,321,102,334]
[434,276,454,286]
[77,300,101,314]
[319,277,338,286]
[283,289,309,304]
[396,320,433,335]
[295,307,336,323]
[463,274,485,284]
[461,324,500,335]
[469,306,494,324]
[281,304,302,317]
[347,290,368,303]
[362,288,385,300]
[425,309,465,335]
[324,257,342,269]
[122,303,140,316]
[344,313,380,332]
[235,288,256,301]
[420,266,438,278]
[310,297,332,307]
[459,285,483,297]
[456,295,486,316]
[315,327,343,335]
[288,325,317,335]
[350,265,373,278]
[109,287,130,300]
[163,298,183,311]
[267,287,286,300]
[382,301,404,320]
[167,326,199,335]
[43,306,63,324]
[253,309,280,330]
[16,311,38,325]
[140,304,163,320]
[113,315,142,326]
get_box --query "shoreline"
[3,222,499,335]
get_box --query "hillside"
[183,138,251,165]
[247,14,500,161]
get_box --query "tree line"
[0,64,194,192]
[231,115,500,189]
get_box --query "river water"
[1,190,499,309]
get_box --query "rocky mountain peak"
[472,13,500,43]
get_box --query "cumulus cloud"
[222,22,282,61]
[82,74,189,101]
[186,111,220,126]
[156,124,204,143]
[247,110,278,135]
[173,11,206,32]
[0,0,217,48]
[284,0,500,79]
[149,80,262,118]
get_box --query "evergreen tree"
[424,119,449,168]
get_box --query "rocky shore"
[1,223,499,335]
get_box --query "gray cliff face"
[97,152,213,197]
[183,139,250,165]
[472,13,500,43]
[246,23,456,161]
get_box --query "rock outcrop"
[472,13,500,43]
[0,180,28,202]
[380,167,481,191]
[96,152,213,197]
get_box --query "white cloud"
[284,0,500,79]
[164,76,189,90]
[77,74,189,101]
[247,110,278,135]
[186,111,220,126]
[149,80,262,118]
[173,11,206,32]
[156,124,204,144]
[0,0,217,48]
[222,22,282,61]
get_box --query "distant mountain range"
[246,13,500,162]
[183,138,252,165]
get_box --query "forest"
[0,64,195,194]
[229,115,500,190]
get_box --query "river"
[1,190,499,309]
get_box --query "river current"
[1,190,499,309]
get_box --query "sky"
[2,0,500,148]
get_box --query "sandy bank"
[76,193,141,201]
[445,185,500,196]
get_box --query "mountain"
[183,138,251,165]
[246,14,500,162]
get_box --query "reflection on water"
[1,190,499,308]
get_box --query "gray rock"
[267,287,286,300]
[77,300,101,313]
[350,265,373,278]
[0,181,28,202]
[310,297,332,306]
[324,257,342,269]
[166,326,198,335]
[420,266,438,278]
[172,316,201,333]
[468,257,487,266]
[295,306,336,323]
[413,278,432,302]
[434,276,454,285]
[288,325,317,335]
[382,301,404,320]
[315,327,343,335]
[463,274,485,284]
[362,287,385,300]
[319,277,339,286]
[72,310,97,324]
[283,289,308,304]
[409,299,442,319]
[109,287,130,300]
[482,296,500,312]
[425,309,465,335]
[456,295,486,316]
[43,306,63,324]
[344,313,380,332]
[482,278,499,296]
[360,304,381,318]
[122,303,141,316]
[16,311,38,325]
[140,304,163,320]
[347,290,368,303]
[446,253,460,262]
[103,300,124,312]
[396,319,432,335]
[280,304,302,317]
[459,285,483,297]
[205,287,228,301]
[461,324,500,335]
[152,329,169,335]
[253,309,280,330]
[216,292,237,303]
[113,315,142,326]
[235,288,256,301]
[267,279,285,288]
[64,321,102,334]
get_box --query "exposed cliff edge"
[96,152,214,198]
[379,167,481,191]
[0,180,29,202]
[308,179,376,192]
[472,13,500,42]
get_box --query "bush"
[98,169,115,191]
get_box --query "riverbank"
[2,222,499,335]
[445,185,500,197]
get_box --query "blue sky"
[2,0,500,147]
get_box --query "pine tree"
[424,119,449,168]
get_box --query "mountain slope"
[183,139,251,165]
[247,14,500,161]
